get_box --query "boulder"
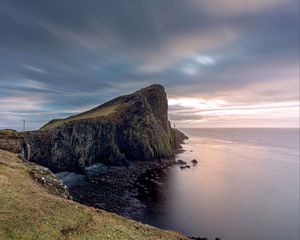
[28,163,71,199]
[177,159,187,165]
[191,159,198,164]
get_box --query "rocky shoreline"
[57,157,177,216]
[56,151,217,240]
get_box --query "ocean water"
[135,128,300,240]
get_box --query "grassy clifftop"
[40,103,126,131]
[0,149,188,240]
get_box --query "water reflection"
[133,128,299,240]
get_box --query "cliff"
[0,129,24,153]
[0,149,188,240]
[22,85,187,173]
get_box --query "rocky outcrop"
[0,129,24,153]
[22,85,188,173]
[28,162,71,199]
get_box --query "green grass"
[0,130,23,139]
[0,129,17,135]
[0,150,188,240]
[40,103,127,131]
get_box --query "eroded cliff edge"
[22,84,187,173]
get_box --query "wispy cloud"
[0,0,298,129]
[22,65,46,74]
[194,55,215,65]
[197,0,288,16]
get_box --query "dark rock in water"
[185,165,191,168]
[191,159,198,164]
[180,166,186,169]
[190,150,193,152]
[177,159,187,165]
[60,159,174,215]
[21,85,188,173]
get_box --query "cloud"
[138,29,237,73]
[0,96,45,111]
[194,55,215,65]
[0,0,298,129]
[169,98,299,128]
[181,64,198,75]
[22,65,46,74]
[196,0,289,16]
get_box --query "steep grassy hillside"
[40,103,127,131]
[0,150,188,240]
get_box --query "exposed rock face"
[22,85,188,173]
[28,162,71,199]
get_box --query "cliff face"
[22,85,187,173]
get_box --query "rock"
[191,159,198,164]
[85,163,108,178]
[177,159,187,165]
[185,165,191,168]
[22,85,188,173]
[28,162,71,199]
[180,166,186,169]
[190,150,193,152]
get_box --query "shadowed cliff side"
[22,85,187,173]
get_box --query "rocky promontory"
[21,84,187,173]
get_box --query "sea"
[132,128,300,240]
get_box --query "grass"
[0,130,17,135]
[40,103,127,131]
[0,150,188,240]
[0,130,23,139]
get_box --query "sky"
[0,0,299,130]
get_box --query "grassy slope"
[40,103,126,131]
[0,150,188,240]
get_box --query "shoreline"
[57,158,177,216]
[0,149,189,240]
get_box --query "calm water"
[135,128,300,240]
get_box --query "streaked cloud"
[194,55,215,65]
[0,0,298,129]
[0,96,45,111]
[22,65,46,74]
[197,0,289,16]
[181,64,198,76]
